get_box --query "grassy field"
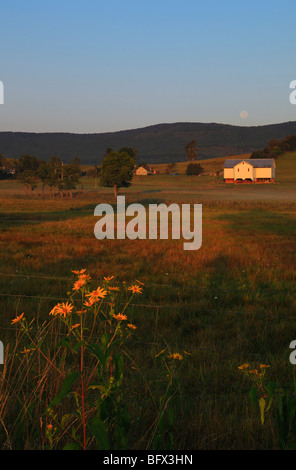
[0,152,296,450]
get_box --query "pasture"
[0,152,296,449]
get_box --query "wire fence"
[0,270,295,335]
[0,271,293,295]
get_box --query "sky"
[1,0,296,133]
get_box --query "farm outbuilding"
[135,166,155,176]
[135,166,149,176]
[224,159,275,183]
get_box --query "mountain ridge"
[1,121,296,164]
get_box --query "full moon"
[240,110,248,119]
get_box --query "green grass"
[0,151,296,449]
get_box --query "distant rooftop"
[224,159,275,168]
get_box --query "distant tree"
[57,157,81,198]
[105,147,113,157]
[100,150,135,198]
[119,147,138,161]
[138,161,148,169]
[185,140,199,161]
[186,163,204,176]
[165,162,176,174]
[0,153,5,179]
[46,156,62,198]
[270,146,282,158]
[15,154,40,194]
[250,150,267,159]
[250,134,296,160]
[86,165,101,178]
[37,160,51,196]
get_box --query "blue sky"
[1,0,296,133]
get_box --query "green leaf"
[249,385,258,407]
[46,370,80,412]
[267,381,277,397]
[101,332,110,353]
[114,353,124,385]
[61,413,75,428]
[87,344,106,366]
[63,442,81,450]
[56,337,72,352]
[259,397,266,425]
[88,417,110,450]
[87,384,106,393]
[287,396,296,418]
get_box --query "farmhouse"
[224,159,275,183]
[135,166,154,176]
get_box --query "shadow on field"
[0,204,96,228]
[217,210,296,237]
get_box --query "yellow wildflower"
[238,363,249,370]
[86,286,107,303]
[128,284,142,294]
[11,312,25,324]
[72,279,86,291]
[50,302,73,318]
[167,353,183,361]
[127,323,137,330]
[113,313,128,321]
[72,269,86,275]
[21,347,35,354]
[79,273,91,282]
[84,299,95,307]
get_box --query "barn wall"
[254,168,272,179]
[234,162,254,180]
[224,168,234,179]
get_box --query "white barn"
[224,159,275,183]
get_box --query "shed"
[224,159,275,183]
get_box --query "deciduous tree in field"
[186,162,204,176]
[47,156,62,198]
[185,140,199,161]
[100,150,136,198]
[58,157,81,198]
[15,154,40,194]
[37,159,52,196]
[15,154,81,198]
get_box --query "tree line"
[0,140,203,199]
[250,134,296,159]
[11,154,81,198]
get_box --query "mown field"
[0,152,296,450]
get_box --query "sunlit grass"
[1,154,296,449]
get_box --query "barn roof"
[224,159,275,168]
